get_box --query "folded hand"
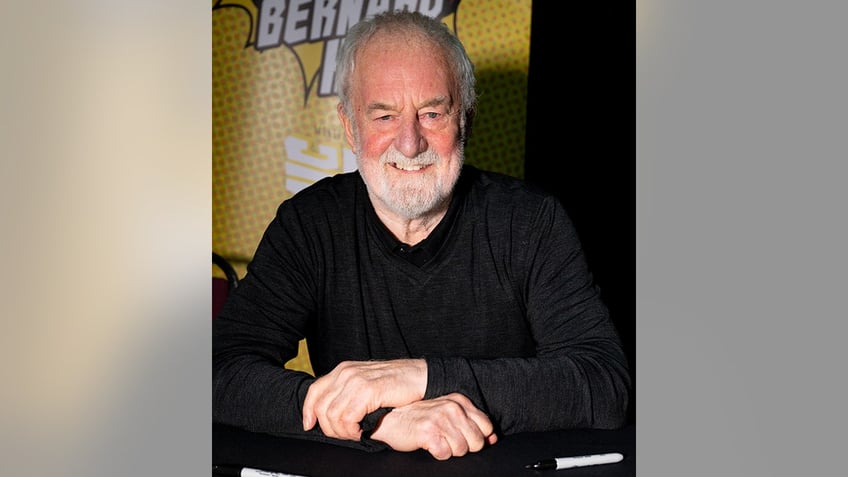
[370,392,498,460]
[302,359,427,440]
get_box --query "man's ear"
[337,102,356,152]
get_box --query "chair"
[213,252,239,319]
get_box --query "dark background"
[524,2,636,424]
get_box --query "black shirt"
[213,165,630,451]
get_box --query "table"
[213,422,635,477]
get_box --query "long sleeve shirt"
[212,165,630,451]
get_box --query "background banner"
[213,0,532,269]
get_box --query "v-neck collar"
[362,176,464,268]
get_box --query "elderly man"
[213,9,630,461]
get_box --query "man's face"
[338,32,464,220]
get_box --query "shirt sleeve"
[212,202,388,452]
[422,196,631,433]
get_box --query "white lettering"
[418,0,443,18]
[365,0,391,17]
[284,0,311,44]
[336,0,365,36]
[311,0,339,40]
[319,38,341,96]
[284,136,358,194]
[257,0,286,48]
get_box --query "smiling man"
[213,9,630,461]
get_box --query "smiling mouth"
[390,162,429,171]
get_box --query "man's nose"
[394,116,428,158]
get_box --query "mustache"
[379,148,440,168]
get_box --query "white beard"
[360,146,463,220]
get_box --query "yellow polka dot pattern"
[454,0,531,178]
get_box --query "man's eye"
[377,115,393,121]
[422,112,440,120]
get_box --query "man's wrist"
[363,408,393,441]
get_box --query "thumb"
[302,411,316,431]
[302,402,316,431]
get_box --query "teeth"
[393,163,425,171]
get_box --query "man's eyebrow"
[366,102,394,114]
[365,96,451,114]
[418,96,450,110]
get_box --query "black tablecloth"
[213,422,635,477]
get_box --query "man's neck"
[372,201,449,246]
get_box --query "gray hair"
[335,10,477,142]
